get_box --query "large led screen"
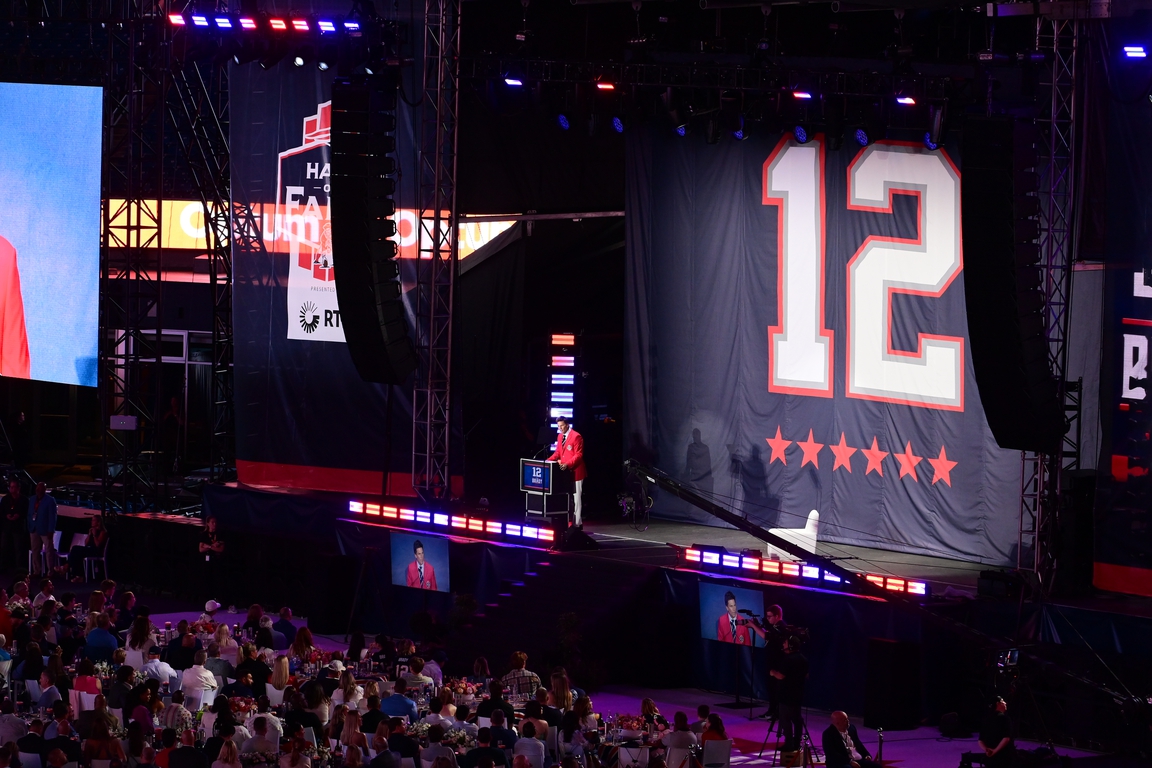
[0,82,102,387]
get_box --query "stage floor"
[582,518,987,591]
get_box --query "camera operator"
[770,636,808,754]
[977,697,1014,767]
[762,605,789,716]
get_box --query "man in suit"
[821,712,879,768]
[716,591,765,645]
[405,540,437,590]
[546,417,586,527]
[169,729,209,768]
[16,718,45,763]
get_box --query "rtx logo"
[299,301,320,334]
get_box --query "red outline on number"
[764,134,834,398]
[843,140,965,412]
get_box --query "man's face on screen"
[415,547,425,565]
[725,599,737,618]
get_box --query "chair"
[80,692,98,711]
[523,752,544,768]
[666,748,692,768]
[56,532,73,569]
[618,746,649,768]
[545,726,558,760]
[265,686,285,707]
[400,760,415,768]
[184,692,203,712]
[701,739,732,768]
[85,538,110,582]
[21,755,40,768]
[214,676,226,691]
[26,679,42,701]
[303,728,318,747]
[124,649,146,670]
[69,688,84,714]
[201,689,217,709]
[0,658,11,688]
[477,717,491,729]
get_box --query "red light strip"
[365,504,381,516]
[551,334,576,346]
[782,562,800,577]
[269,18,287,29]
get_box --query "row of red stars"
[765,427,958,486]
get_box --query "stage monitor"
[699,581,766,647]
[390,531,449,592]
[0,82,102,387]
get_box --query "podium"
[521,458,573,520]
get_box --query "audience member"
[822,711,879,768]
[690,705,710,735]
[475,681,515,722]
[700,714,727,743]
[386,719,420,760]
[83,719,127,763]
[461,728,508,768]
[155,729,179,768]
[663,712,698,749]
[534,689,561,728]
[169,729,209,768]
[378,680,418,722]
[512,723,546,764]
[273,608,297,647]
[212,739,242,768]
[423,725,458,768]
[241,716,279,753]
[488,710,518,750]
[422,697,454,727]
[500,652,541,697]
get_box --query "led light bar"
[685,549,701,562]
[722,554,740,568]
[702,551,720,565]
[782,562,800,577]
[742,557,760,571]
[596,82,615,90]
[191,15,209,26]
[318,20,336,32]
[269,18,287,30]
[1125,45,1147,58]
[344,20,361,31]
[365,504,380,516]
[896,96,916,105]
[292,19,310,31]
[552,334,576,346]
[801,565,820,579]
[433,513,449,526]
[792,91,812,99]
[239,17,257,29]
[169,13,186,25]
[551,392,574,403]
[215,17,232,28]
[552,374,574,386]
[551,356,575,367]
[549,407,574,419]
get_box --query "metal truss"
[1019,18,1079,591]
[460,56,962,98]
[168,61,238,483]
[413,0,461,500]
[100,1,168,514]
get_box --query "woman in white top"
[125,616,157,658]
[572,696,597,732]
[513,722,548,764]
[660,712,699,749]
[214,624,241,665]
[331,671,363,710]
[212,739,242,768]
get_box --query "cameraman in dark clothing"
[977,697,1014,767]
[770,636,809,753]
[761,604,790,718]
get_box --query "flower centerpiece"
[239,752,279,765]
[443,728,477,752]
[445,678,477,705]
[93,661,113,679]
[230,697,258,717]
[407,722,432,742]
[614,715,645,739]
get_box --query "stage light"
[504,76,524,87]
[1125,45,1147,58]
[675,124,687,137]
[792,91,812,100]
[702,551,720,565]
[344,20,361,31]
[294,56,305,67]
[318,61,329,71]
[854,128,870,146]
[558,114,570,130]
[782,562,800,576]
[886,577,906,591]
[365,504,381,516]
[741,557,760,571]
[596,82,616,91]
[169,13,186,25]
[433,513,448,526]
[685,548,701,562]
[551,392,573,402]
[269,18,287,30]
[865,574,885,587]
[733,115,748,141]
[722,554,740,568]
[793,125,809,144]
[451,516,467,528]
[486,521,502,534]
[612,117,624,133]
[191,15,209,26]
[215,17,232,28]
[761,560,780,574]
[552,356,575,367]
[292,19,309,31]
[239,17,257,29]
[907,581,928,595]
[523,526,539,539]
[801,565,820,579]
[551,374,574,385]
[551,334,575,345]
[823,571,842,583]
[506,524,522,537]
[896,95,916,105]
[318,20,336,33]
[348,501,364,513]
[549,407,573,419]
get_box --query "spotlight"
[294,56,305,67]
[612,117,624,133]
[732,115,748,141]
[344,20,361,31]
[896,95,916,105]
[596,80,616,91]
[505,77,523,87]
[854,127,870,146]
[793,124,809,144]
[292,19,309,31]
[1125,45,1147,58]
[168,13,186,25]
[792,90,813,100]
[557,114,570,130]
[675,124,688,137]
[318,61,329,71]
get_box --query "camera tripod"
[757,707,821,767]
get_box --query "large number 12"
[765,136,964,412]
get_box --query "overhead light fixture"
[612,117,624,133]
[344,20,361,31]
[853,127,870,146]
[792,90,812,100]
[1125,45,1147,58]
[191,15,209,26]
[215,17,232,28]
[896,95,916,105]
[292,19,310,31]
[793,124,809,144]
[318,61,329,71]
[557,114,570,130]
[596,81,616,91]
[505,77,523,86]
[294,56,305,67]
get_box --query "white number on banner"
[846,144,964,410]
[1123,334,1148,400]
[765,138,834,396]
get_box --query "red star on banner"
[894,441,923,481]
[928,446,958,487]
[829,433,857,472]
[862,437,888,476]
[766,427,792,465]
[797,429,824,468]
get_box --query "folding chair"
[666,748,692,768]
[25,679,42,701]
[702,740,732,768]
[265,686,285,707]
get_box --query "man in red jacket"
[405,539,437,590]
[0,237,30,379]
[547,418,586,527]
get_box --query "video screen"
[391,532,450,592]
[0,82,102,387]
[699,581,766,647]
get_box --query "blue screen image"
[523,462,549,490]
[0,82,102,386]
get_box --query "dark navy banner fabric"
[625,127,1020,565]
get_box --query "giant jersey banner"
[625,128,1020,565]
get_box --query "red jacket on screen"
[0,238,29,379]
[406,560,437,590]
[548,428,586,481]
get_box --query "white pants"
[573,479,584,526]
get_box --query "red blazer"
[0,238,29,379]
[405,560,437,590]
[547,429,587,481]
[717,615,762,645]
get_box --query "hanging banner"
[625,128,1021,565]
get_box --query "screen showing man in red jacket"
[717,590,766,646]
[391,533,449,592]
[547,417,586,528]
